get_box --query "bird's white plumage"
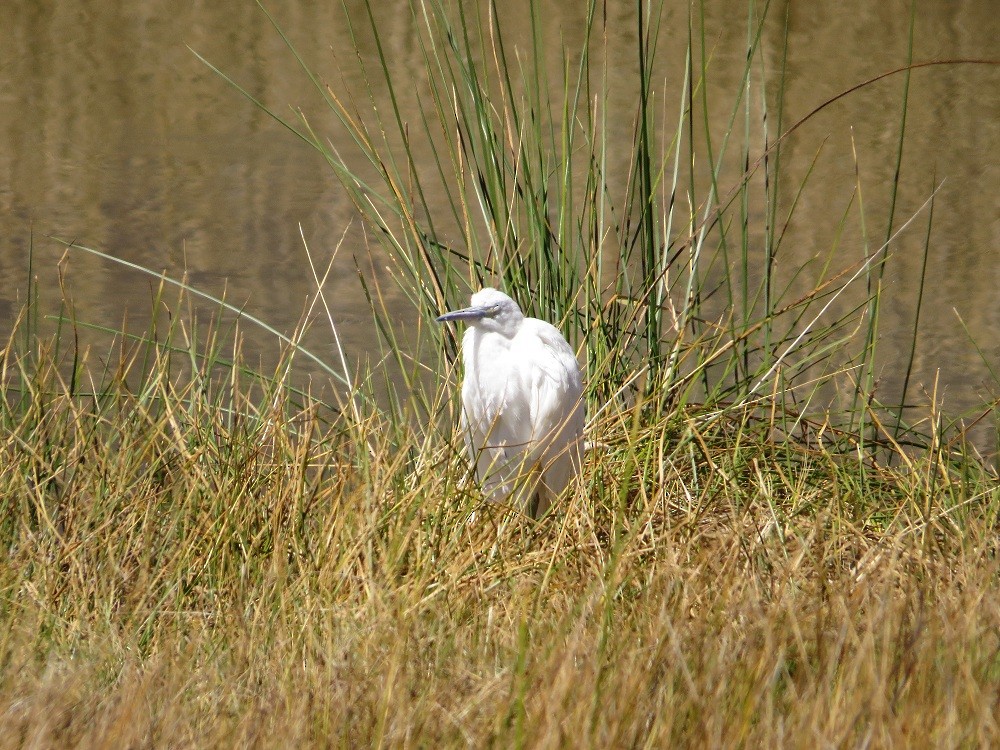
[438,288,584,516]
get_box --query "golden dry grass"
[1,334,997,749]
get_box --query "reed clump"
[0,298,997,747]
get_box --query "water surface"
[1,1,997,433]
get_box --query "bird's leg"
[526,492,542,519]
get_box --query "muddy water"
[1,2,997,430]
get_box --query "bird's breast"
[462,331,518,418]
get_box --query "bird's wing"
[514,321,584,444]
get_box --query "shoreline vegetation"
[3,1,998,746]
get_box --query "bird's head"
[436,287,524,336]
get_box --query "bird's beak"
[436,305,491,323]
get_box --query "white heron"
[437,287,584,517]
